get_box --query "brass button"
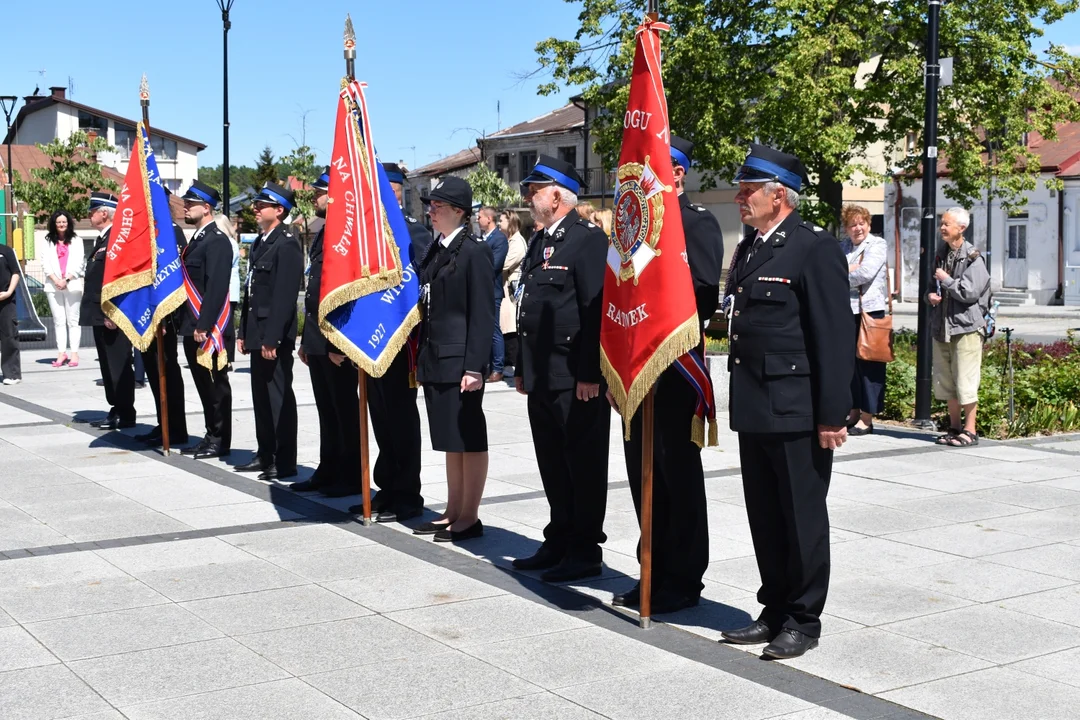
[791,364,797,370]
[733,310,740,317]
[731,334,738,341]
[566,336,571,341]
[737,287,743,293]
[734,358,741,364]
[522,331,528,337]
[766,291,772,297]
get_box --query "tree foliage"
[198,163,259,202]
[13,131,120,222]
[253,145,279,189]
[466,164,522,208]
[279,144,320,224]
[536,0,1080,226]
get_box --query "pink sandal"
[68,359,79,368]
[51,354,68,368]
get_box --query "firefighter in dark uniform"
[350,162,434,522]
[136,205,190,447]
[719,145,853,659]
[613,136,725,614]
[177,180,233,459]
[511,156,611,582]
[79,192,136,430]
[291,168,360,498]
[235,182,305,482]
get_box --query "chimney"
[50,86,66,100]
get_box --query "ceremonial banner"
[319,82,420,378]
[601,18,701,440]
[101,123,185,351]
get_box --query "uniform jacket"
[301,228,331,355]
[483,228,509,298]
[841,233,888,314]
[930,239,990,342]
[416,228,496,385]
[515,210,607,393]
[239,224,304,348]
[79,227,110,327]
[179,221,233,337]
[681,194,725,326]
[727,211,853,433]
[404,213,435,269]
[40,235,89,293]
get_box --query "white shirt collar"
[481,228,493,241]
[99,224,113,238]
[755,218,785,244]
[439,226,464,248]
[545,215,568,237]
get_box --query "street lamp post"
[1,96,17,245]
[216,0,236,217]
[913,0,943,429]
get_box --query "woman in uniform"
[413,176,496,542]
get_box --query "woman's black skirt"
[423,382,487,452]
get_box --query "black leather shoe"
[433,520,484,542]
[96,416,135,430]
[722,620,775,645]
[259,466,297,482]
[135,427,163,444]
[91,412,118,428]
[377,506,423,523]
[651,588,700,614]
[412,520,449,535]
[512,545,565,571]
[848,424,874,436]
[235,458,268,472]
[319,484,360,498]
[192,442,227,459]
[612,583,640,608]
[540,558,602,583]
[288,478,324,492]
[762,629,818,659]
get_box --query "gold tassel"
[708,417,719,447]
[691,415,705,449]
[408,371,417,389]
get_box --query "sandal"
[935,427,960,445]
[51,353,68,368]
[945,430,978,447]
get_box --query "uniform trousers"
[143,323,188,440]
[738,431,832,638]
[527,388,611,561]
[308,353,360,486]
[250,341,298,471]
[624,368,709,597]
[92,325,135,422]
[183,337,232,449]
[367,349,423,510]
[0,303,20,381]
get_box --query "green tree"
[198,163,258,202]
[253,146,278,189]
[279,144,320,224]
[13,131,120,222]
[466,164,521,208]
[536,0,1080,227]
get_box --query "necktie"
[743,233,763,266]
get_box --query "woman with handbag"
[40,210,88,368]
[841,204,890,436]
[498,210,527,374]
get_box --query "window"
[1008,223,1027,260]
[557,145,577,168]
[77,110,107,134]
[519,151,538,184]
[494,153,510,182]
[151,136,177,160]
[114,122,137,159]
[164,179,181,193]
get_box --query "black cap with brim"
[733,143,808,192]
[182,180,221,208]
[253,182,296,211]
[520,154,585,195]
[382,163,406,185]
[311,166,330,193]
[421,176,472,212]
[670,135,693,170]
[89,191,118,211]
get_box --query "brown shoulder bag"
[856,283,894,363]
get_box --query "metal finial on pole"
[344,15,357,82]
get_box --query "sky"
[2,0,587,171]
[4,2,1080,174]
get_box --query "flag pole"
[141,74,172,457]
[636,0,662,632]
[344,15,373,525]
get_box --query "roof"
[413,147,482,177]
[2,92,206,151]
[485,103,583,139]
[1,144,186,227]
[909,120,1080,180]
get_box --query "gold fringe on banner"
[317,303,421,380]
[602,315,701,441]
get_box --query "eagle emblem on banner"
[609,155,668,284]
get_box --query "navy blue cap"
[734,144,807,192]
[421,176,472,212]
[253,182,296,211]
[382,162,406,185]
[89,191,118,210]
[311,166,330,192]
[520,154,584,195]
[670,135,693,170]
[181,180,221,208]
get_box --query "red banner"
[321,80,403,312]
[101,152,153,292]
[601,18,700,437]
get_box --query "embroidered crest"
[609,155,669,284]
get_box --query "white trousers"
[46,289,82,353]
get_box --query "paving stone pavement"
[0,346,1079,719]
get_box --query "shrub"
[31,291,51,318]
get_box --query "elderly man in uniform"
[79,192,137,430]
[292,168,359,498]
[720,145,853,659]
[613,135,724,614]
[511,155,611,582]
[348,162,435,521]
[177,180,233,459]
[235,183,305,482]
